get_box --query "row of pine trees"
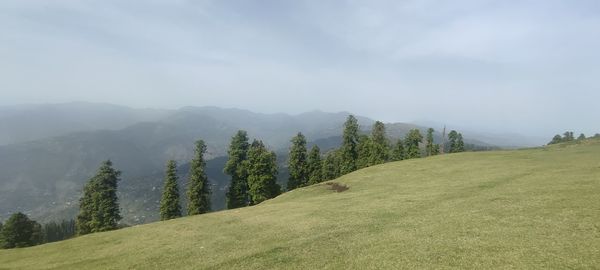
[548,131,599,145]
[225,116,466,206]
[285,117,466,191]
[1,115,467,249]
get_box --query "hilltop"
[1,138,599,269]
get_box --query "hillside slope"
[2,105,466,224]
[1,140,599,269]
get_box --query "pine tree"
[0,221,3,247]
[1,212,42,249]
[322,150,340,181]
[41,219,76,244]
[563,131,575,141]
[577,133,586,140]
[432,144,440,155]
[287,132,308,190]
[356,135,373,169]
[456,133,465,152]
[76,160,121,235]
[246,140,280,205]
[187,140,211,215]
[405,129,423,159]
[224,130,250,209]
[425,128,436,156]
[447,130,459,153]
[340,115,360,174]
[549,134,563,145]
[307,145,323,185]
[369,121,389,165]
[391,139,406,161]
[160,160,182,220]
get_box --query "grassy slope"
[1,139,600,269]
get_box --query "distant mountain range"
[0,102,539,224]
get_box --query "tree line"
[0,115,467,248]
[283,116,465,189]
[548,131,599,145]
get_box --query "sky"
[0,0,599,137]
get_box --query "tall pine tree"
[160,160,182,220]
[425,128,436,156]
[187,140,211,215]
[356,135,373,169]
[246,140,280,205]
[224,130,250,209]
[370,121,389,165]
[76,160,121,235]
[405,129,423,159]
[340,115,360,175]
[456,133,465,152]
[447,130,459,153]
[287,132,308,190]
[307,145,323,185]
[391,139,406,161]
[322,150,340,181]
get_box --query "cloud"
[0,0,599,136]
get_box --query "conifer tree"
[456,133,465,152]
[41,219,76,244]
[187,140,211,215]
[369,121,389,165]
[76,160,121,235]
[340,115,360,174]
[425,128,436,156]
[563,131,575,141]
[391,139,406,161]
[224,131,250,209]
[357,135,373,169]
[1,212,42,249]
[246,140,280,205]
[405,129,423,159]
[287,132,308,190]
[549,134,563,145]
[160,160,182,220]
[577,133,586,140]
[447,130,459,153]
[307,145,323,185]
[432,144,440,155]
[322,150,340,181]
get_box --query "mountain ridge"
[0,103,513,225]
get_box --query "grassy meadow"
[1,139,599,269]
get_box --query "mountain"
[0,102,172,146]
[0,103,501,225]
[0,106,375,224]
[2,138,598,269]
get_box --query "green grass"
[2,139,600,269]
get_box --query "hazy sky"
[1,0,599,136]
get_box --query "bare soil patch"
[325,182,349,192]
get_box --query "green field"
[1,139,599,269]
